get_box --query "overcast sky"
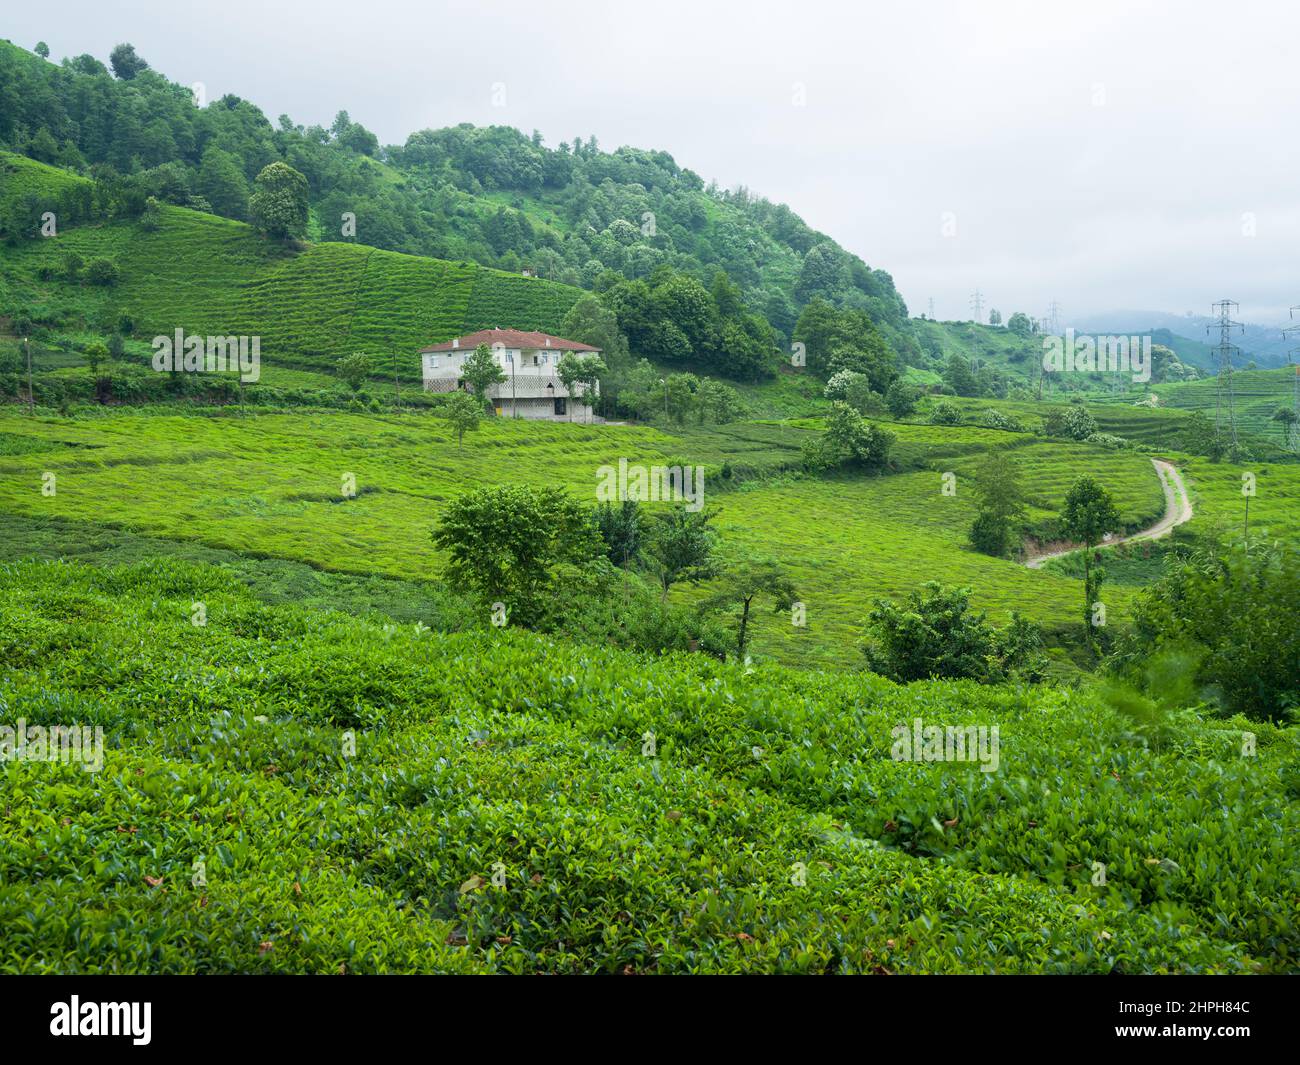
[8,0,1300,325]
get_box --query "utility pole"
[927,297,936,321]
[1207,299,1243,450]
[969,289,984,323]
[24,335,34,415]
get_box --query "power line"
[1207,299,1243,449]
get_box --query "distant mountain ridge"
[1074,309,1297,371]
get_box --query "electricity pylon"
[1207,299,1243,449]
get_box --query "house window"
[554,397,566,416]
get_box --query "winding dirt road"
[1024,459,1193,570]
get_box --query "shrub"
[84,257,120,286]
[929,401,961,426]
[863,581,1045,683]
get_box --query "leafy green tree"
[109,43,149,80]
[928,400,961,426]
[884,380,919,418]
[942,353,979,397]
[988,308,1002,327]
[1270,405,1297,445]
[431,485,601,626]
[594,499,642,566]
[803,402,894,473]
[968,450,1027,557]
[1115,541,1300,722]
[441,389,481,447]
[705,559,799,660]
[198,147,250,220]
[461,343,506,412]
[34,42,50,59]
[335,352,372,392]
[1042,404,1099,441]
[695,377,746,424]
[1060,475,1120,634]
[84,257,119,285]
[84,339,109,377]
[863,581,1043,682]
[1007,312,1034,338]
[644,508,719,600]
[249,162,308,240]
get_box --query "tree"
[249,162,308,240]
[557,351,605,421]
[109,43,149,80]
[803,402,894,472]
[929,400,961,426]
[695,378,746,424]
[942,353,979,397]
[1041,404,1099,441]
[988,309,1003,327]
[705,559,798,660]
[884,380,919,419]
[1115,541,1299,723]
[462,344,506,413]
[1060,476,1121,635]
[1270,405,1297,445]
[335,352,372,392]
[594,499,642,566]
[863,581,1043,683]
[1007,312,1034,338]
[199,147,250,220]
[431,485,601,626]
[644,508,719,600]
[84,257,119,286]
[968,450,1027,557]
[441,390,481,447]
[84,339,109,377]
[34,42,50,59]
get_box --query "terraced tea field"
[0,153,586,376]
[0,407,1198,668]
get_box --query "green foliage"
[335,351,372,392]
[460,343,506,411]
[440,389,482,447]
[884,379,919,418]
[1117,542,1300,723]
[643,507,720,598]
[802,402,894,473]
[1043,404,1099,441]
[968,450,1027,558]
[593,499,643,566]
[863,581,1045,683]
[431,484,601,626]
[249,162,309,240]
[929,400,961,426]
[704,558,799,660]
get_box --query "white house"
[420,328,602,423]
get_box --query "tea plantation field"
[3,405,1278,670]
[0,557,1294,973]
[0,152,586,376]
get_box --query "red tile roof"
[420,328,601,354]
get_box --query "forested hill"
[0,37,907,340]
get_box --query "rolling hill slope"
[0,152,587,375]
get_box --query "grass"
[1,555,1293,973]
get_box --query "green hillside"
[1134,365,1300,446]
[0,152,585,374]
[0,37,906,340]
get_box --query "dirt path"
[1024,459,1193,570]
